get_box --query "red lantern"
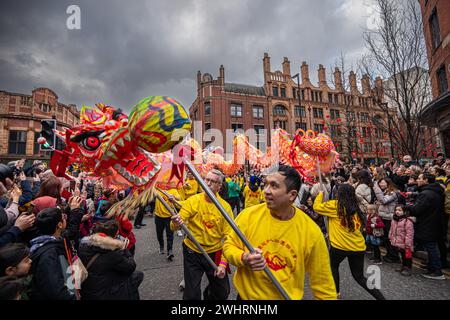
[337,118,342,123]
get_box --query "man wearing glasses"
[171,169,234,300]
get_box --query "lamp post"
[291,73,303,130]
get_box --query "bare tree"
[361,0,436,159]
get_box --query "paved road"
[133,215,450,300]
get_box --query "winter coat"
[365,214,385,236]
[0,206,22,247]
[78,233,138,300]
[389,216,414,251]
[29,236,76,300]
[373,182,398,220]
[29,207,84,299]
[408,183,445,242]
[355,183,372,213]
[445,183,450,215]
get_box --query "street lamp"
[291,73,304,130]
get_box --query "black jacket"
[29,207,84,300]
[78,233,138,300]
[408,183,445,242]
[30,239,76,300]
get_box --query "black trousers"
[229,197,240,215]
[154,215,174,252]
[182,243,230,300]
[329,246,385,300]
[134,206,145,226]
[399,249,412,268]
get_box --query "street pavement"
[133,215,450,300]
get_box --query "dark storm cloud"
[0,0,372,112]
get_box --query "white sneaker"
[177,230,183,237]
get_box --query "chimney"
[375,76,384,99]
[197,71,202,90]
[318,64,327,87]
[301,61,310,83]
[282,57,291,76]
[349,71,357,91]
[361,74,371,95]
[219,65,225,86]
[334,67,343,91]
[263,52,271,73]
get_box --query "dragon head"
[54,96,191,189]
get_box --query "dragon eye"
[82,136,100,151]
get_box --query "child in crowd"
[389,205,414,276]
[0,243,32,299]
[365,204,385,264]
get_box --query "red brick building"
[190,53,395,163]
[0,87,79,163]
[419,0,450,157]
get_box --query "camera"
[0,164,14,184]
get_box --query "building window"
[204,123,211,132]
[364,143,372,153]
[429,8,441,50]
[231,123,243,132]
[194,110,198,120]
[273,86,279,97]
[361,127,368,138]
[20,96,30,106]
[360,112,369,123]
[301,89,306,101]
[314,124,324,133]
[273,120,287,130]
[295,122,307,131]
[8,130,27,155]
[204,102,211,116]
[254,125,265,135]
[40,103,51,113]
[349,126,357,138]
[253,106,264,119]
[313,107,324,119]
[292,88,296,99]
[330,109,340,120]
[273,105,287,116]
[347,111,356,122]
[437,65,448,95]
[330,125,341,137]
[295,106,306,118]
[280,87,286,98]
[230,103,242,117]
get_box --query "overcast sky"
[0,0,378,113]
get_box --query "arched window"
[273,105,287,116]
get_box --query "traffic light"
[40,119,56,151]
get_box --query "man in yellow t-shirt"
[223,165,336,300]
[243,175,262,208]
[171,169,234,300]
[154,188,181,260]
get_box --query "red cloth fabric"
[116,216,136,250]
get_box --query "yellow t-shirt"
[313,192,366,252]
[182,178,199,199]
[243,185,262,208]
[171,193,234,256]
[260,190,266,203]
[155,189,181,218]
[223,203,336,300]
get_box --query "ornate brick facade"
[0,87,79,162]
[190,53,395,163]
